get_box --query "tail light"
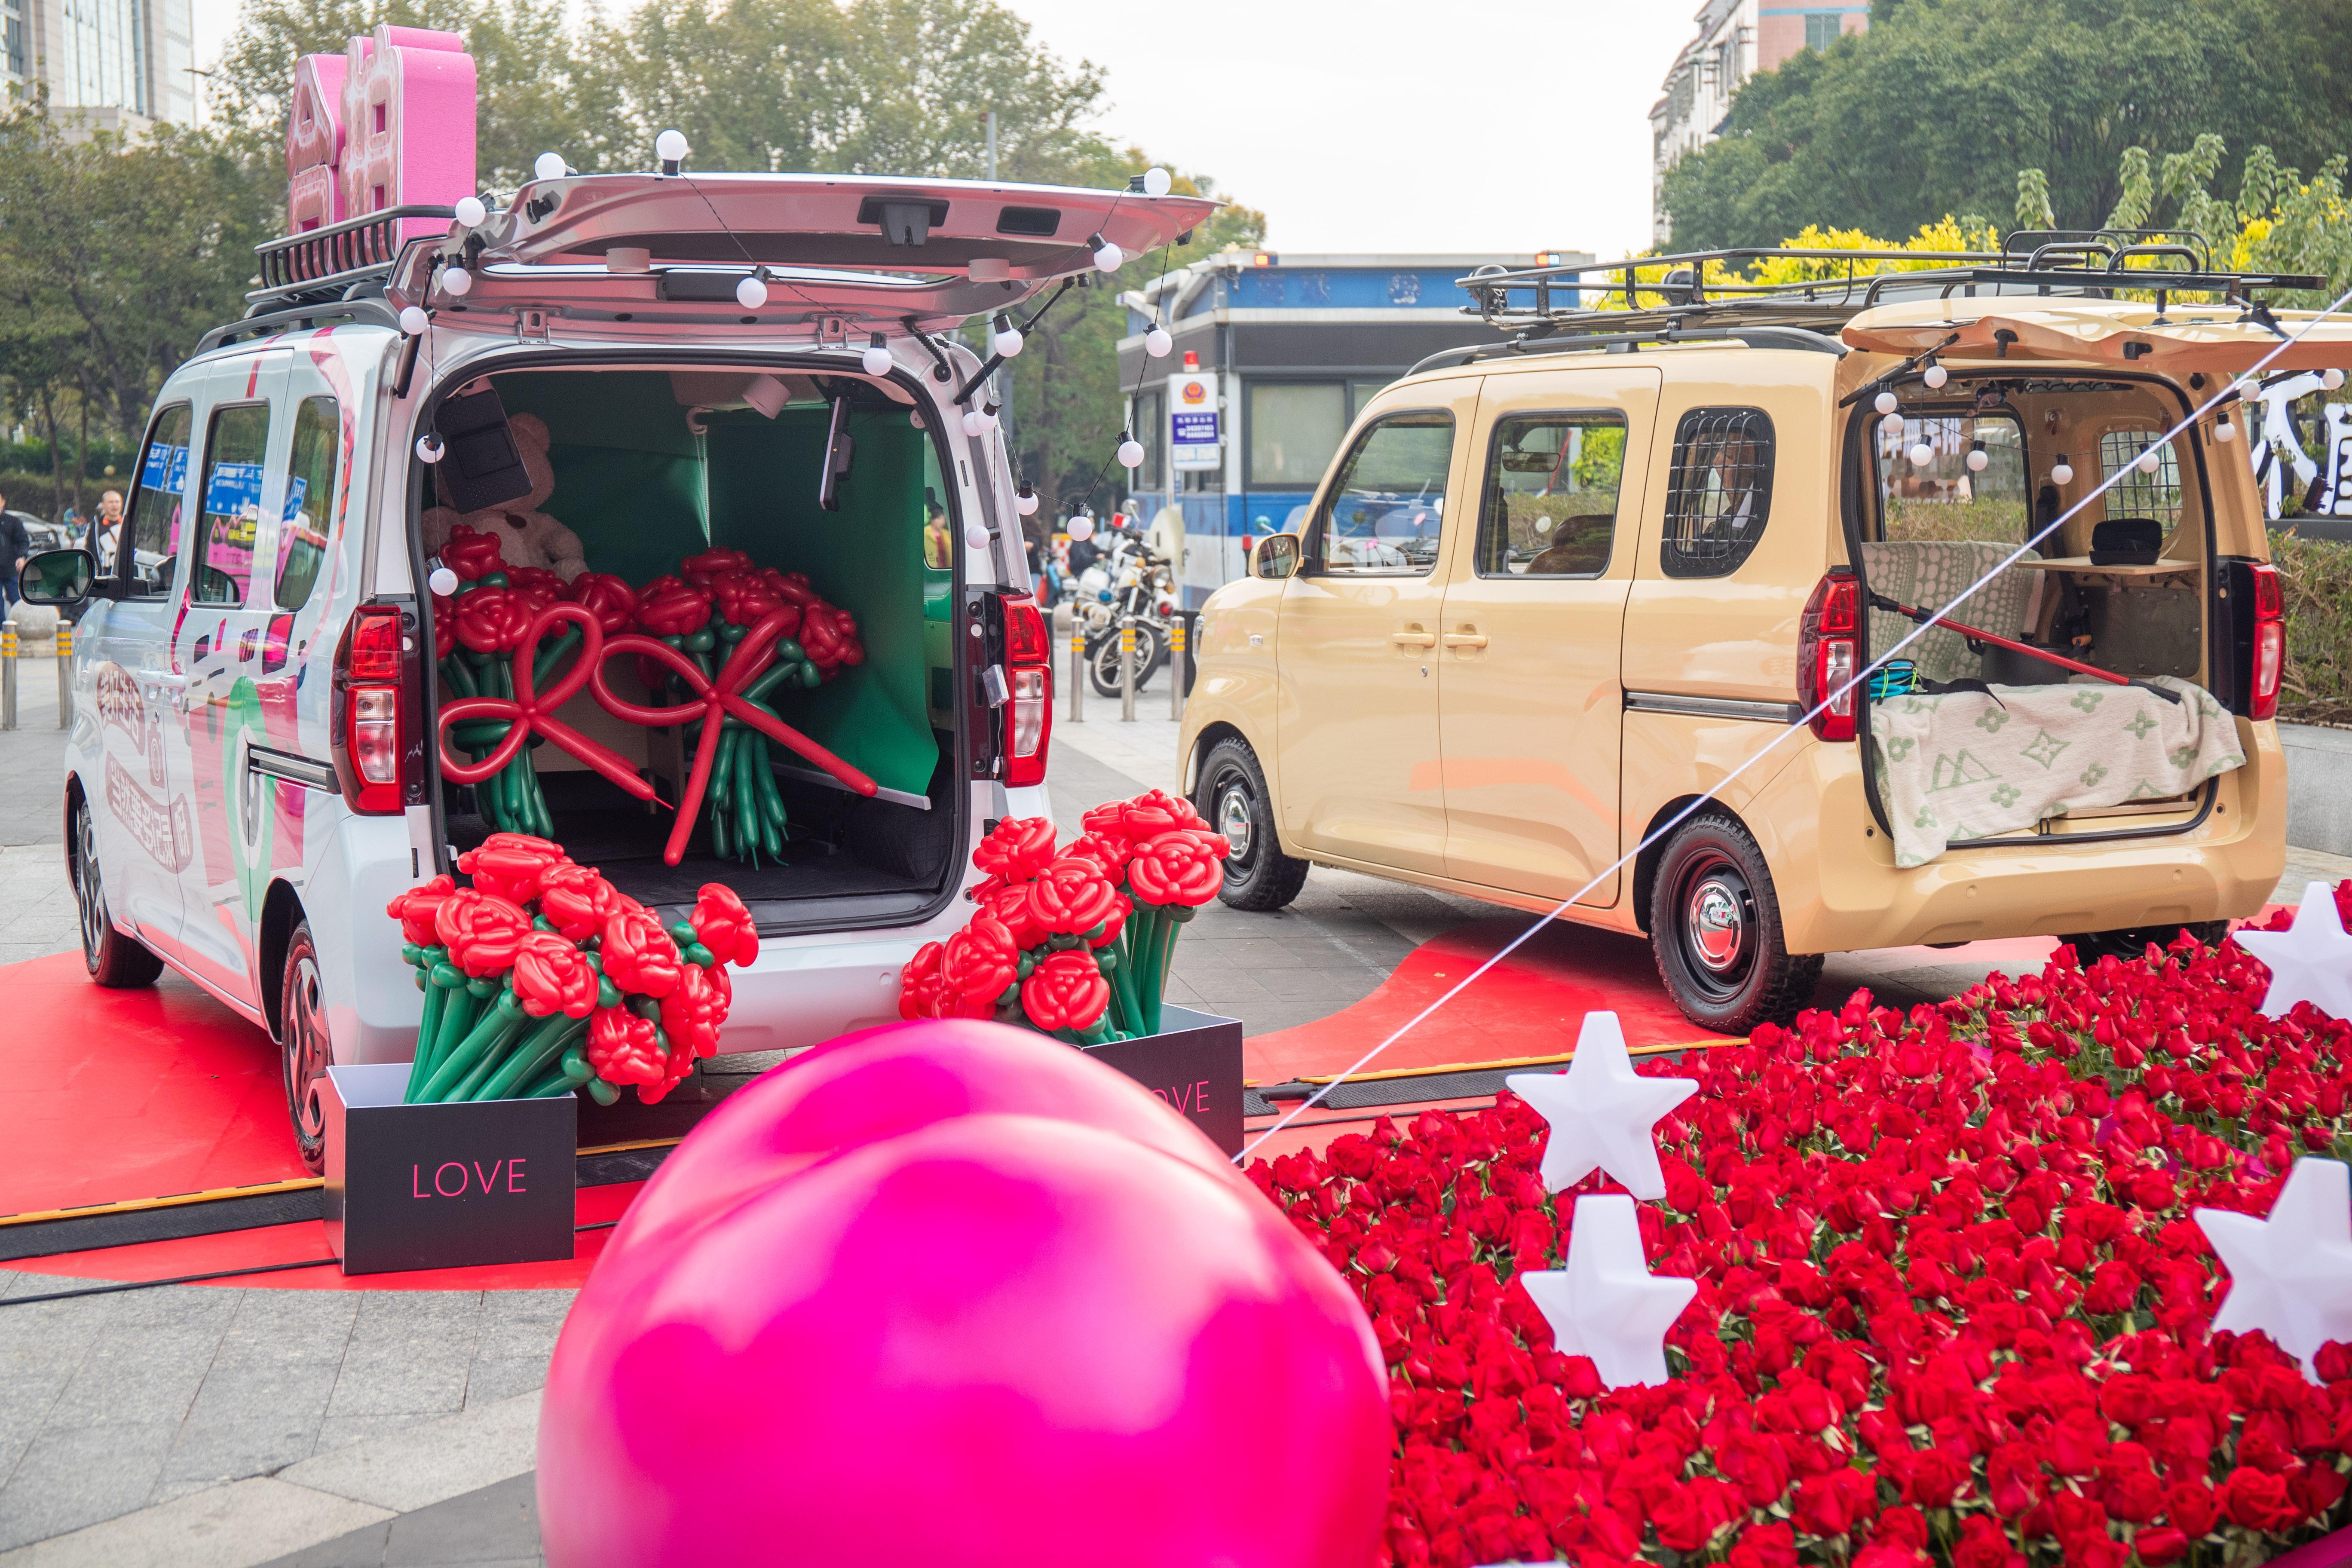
[331,602,417,814]
[1798,571,1861,742]
[2250,561,2284,721]
[1003,594,1053,787]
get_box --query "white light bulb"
[1966,447,1989,472]
[962,409,985,437]
[861,340,893,376]
[2136,447,2162,473]
[1880,411,1905,437]
[1909,442,1935,467]
[1142,166,1173,198]
[440,265,473,297]
[1118,437,1145,469]
[1067,514,1096,542]
[415,432,445,464]
[2216,415,2238,443]
[428,566,459,597]
[993,325,1024,357]
[1874,390,1899,416]
[1922,363,1949,390]
[1145,325,1172,358]
[398,306,429,335]
[1015,485,1040,516]
[909,410,925,429]
[454,196,487,228]
[1093,237,1124,273]
[735,275,768,309]
[965,521,992,551]
[2328,369,2348,392]
[977,405,1001,432]
[655,129,690,165]
[534,152,567,182]
[2051,461,2075,486]
[2233,379,2260,401]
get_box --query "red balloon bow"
[594,609,878,867]
[436,602,662,811]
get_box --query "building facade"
[1112,250,1590,606]
[3,0,197,129]
[1649,0,1867,243]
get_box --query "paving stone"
[0,1419,180,1551]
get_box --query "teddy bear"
[420,412,591,582]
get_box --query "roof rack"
[1455,231,2324,338]
[248,205,457,313]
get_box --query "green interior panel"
[704,405,939,799]
[494,372,708,586]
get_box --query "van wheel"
[2062,921,2230,964]
[73,799,162,989]
[279,920,332,1174]
[1194,738,1307,912]
[1649,812,1821,1035]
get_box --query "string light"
[533,152,568,182]
[415,432,445,463]
[1145,322,1172,358]
[428,566,459,597]
[1908,441,1935,467]
[2328,370,2348,392]
[1067,513,1096,542]
[1874,390,1899,416]
[1966,438,1989,473]
[1015,484,1040,516]
[454,196,487,228]
[399,306,429,335]
[2135,446,2162,474]
[1922,360,1949,390]
[1090,232,1124,273]
[1880,412,1905,437]
[965,521,992,551]
[735,270,769,309]
[1141,167,1173,198]
[440,266,473,297]
[862,333,893,377]
[961,408,985,437]
[2215,411,2238,443]
[655,129,689,175]
[992,314,1024,357]
[1117,431,1144,468]
[2051,456,2075,486]
[978,402,1002,432]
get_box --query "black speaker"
[2089,517,2162,566]
[433,384,533,513]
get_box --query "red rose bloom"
[440,524,506,582]
[1060,830,1133,882]
[939,915,1020,1016]
[504,565,568,600]
[637,582,714,638]
[690,884,760,968]
[453,586,536,654]
[432,592,456,660]
[977,881,1047,951]
[601,904,685,998]
[386,874,457,947]
[1124,827,1230,906]
[586,1005,665,1088]
[513,931,600,1020]
[1021,949,1112,1033]
[658,960,730,1060]
[457,833,570,904]
[536,863,620,943]
[433,888,533,977]
[680,547,755,588]
[798,602,863,673]
[566,572,640,635]
[899,941,948,1020]
[972,816,1060,885]
[710,576,786,630]
[1082,787,1205,844]
[1027,858,1121,935]
[2221,1467,2301,1532]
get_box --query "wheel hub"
[1217,784,1254,864]
[1687,876,1749,974]
[75,809,107,969]
[286,954,330,1149]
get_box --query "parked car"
[23,170,1210,1168]
[1179,241,2336,1033]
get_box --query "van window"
[1477,413,1626,577]
[122,404,194,597]
[1661,407,1774,578]
[191,404,272,606]
[1250,383,1348,487]
[273,397,341,611]
[1311,411,1452,575]
[1876,413,2028,543]
[2099,428,2183,530]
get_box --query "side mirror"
[18,548,95,606]
[1254,531,1302,581]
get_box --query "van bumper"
[1765,717,2286,954]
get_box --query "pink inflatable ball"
[606,1017,1246,1252]
[539,1114,1389,1568]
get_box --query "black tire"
[1193,738,1308,912]
[72,798,162,989]
[2061,920,2230,964]
[1648,811,1822,1035]
[1087,623,1167,698]
[279,919,332,1174]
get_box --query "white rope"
[1235,284,2352,1164]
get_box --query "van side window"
[1477,413,1626,577]
[123,404,193,597]
[274,397,341,611]
[2099,428,2182,530]
[191,404,272,607]
[1311,411,1453,575]
[1661,407,1774,578]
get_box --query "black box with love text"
[323,1064,576,1275]
[1082,1005,1243,1155]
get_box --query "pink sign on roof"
[285,24,476,248]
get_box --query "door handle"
[1442,631,1489,649]
[1390,629,1437,649]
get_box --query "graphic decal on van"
[95,665,146,746]
[105,755,194,872]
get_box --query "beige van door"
[1273,383,1478,875]
[1436,367,1661,906]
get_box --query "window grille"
[1661,407,1775,578]
[2098,429,2182,528]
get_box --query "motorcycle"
[1080,535,1174,697]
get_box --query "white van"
[27,171,1211,1168]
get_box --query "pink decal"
[336,26,477,245]
[286,54,349,232]
[95,665,145,746]
[105,756,194,873]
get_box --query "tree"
[1659,0,2352,250]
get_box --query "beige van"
[1177,242,2343,1031]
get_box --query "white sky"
[188,0,1692,260]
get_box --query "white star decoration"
[2231,882,2352,1022]
[1507,1012,1698,1201]
[2197,1158,2352,1384]
[1521,1194,1698,1390]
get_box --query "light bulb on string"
[1015,484,1040,517]
[1966,439,1989,473]
[908,410,925,429]
[533,152,568,182]
[965,521,992,551]
[415,432,445,464]
[992,314,1024,357]
[1144,322,1172,358]
[978,402,1002,433]
[655,129,690,173]
[2136,447,2163,474]
[399,306,429,335]
[961,408,986,437]
[735,272,769,309]
[440,265,473,298]
[454,196,487,228]
[427,566,459,597]
[1874,390,1899,416]
[1117,432,1145,469]
[1909,442,1935,467]
[2051,456,2074,486]
[1090,233,1124,273]
[2215,413,2238,443]
[1141,167,1173,197]
[861,333,893,377]
[1922,361,1949,390]
[1880,411,1905,437]
[2328,369,2348,392]
[1067,513,1096,542]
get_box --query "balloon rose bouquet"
[897,790,1229,1043]
[386,833,757,1106]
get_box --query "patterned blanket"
[1869,677,2245,867]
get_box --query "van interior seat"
[1859,539,2043,685]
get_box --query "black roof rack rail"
[247,205,458,312]
[1405,322,1847,380]
[196,298,403,356]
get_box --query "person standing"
[0,494,27,614]
[91,489,124,574]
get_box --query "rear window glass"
[1312,412,1452,575]
[124,404,193,597]
[1877,413,2029,543]
[1477,413,1625,577]
[2100,428,2183,530]
[273,397,340,611]
[1661,407,1773,578]
[192,404,271,606]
